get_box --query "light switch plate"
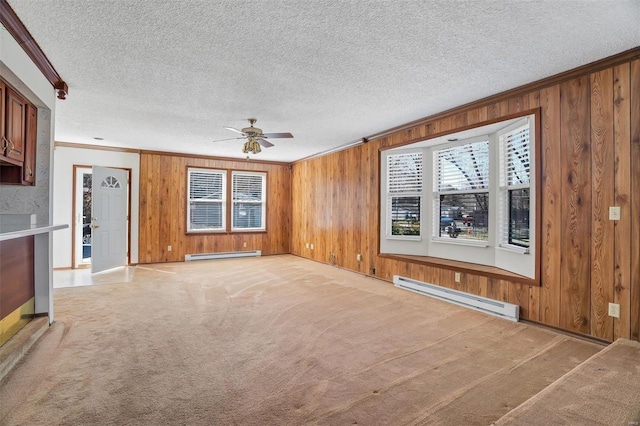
[609,206,621,221]
[608,302,620,318]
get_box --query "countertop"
[0,223,68,241]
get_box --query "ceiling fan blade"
[263,132,293,139]
[212,137,245,143]
[224,127,245,135]
[257,138,274,148]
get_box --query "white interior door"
[91,166,128,273]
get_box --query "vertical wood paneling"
[630,59,640,341]
[613,63,631,340]
[560,76,592,334]
[487,278,509,302]
[508,284,531,320]
[590,69,615,340]
[138,153,291,263]
[466,274,480,295]
[286,53,640,343]
[539,85,562,326]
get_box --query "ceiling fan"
[214,118,294,154]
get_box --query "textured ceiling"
[6,0,640,162]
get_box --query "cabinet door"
[0,81,5,156]
[23,104,37,184]
[5,88,25,162]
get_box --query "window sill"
[431,237,489,248]
[186,230,268,236]
[378,253,538,286]
[386,235,422,241]
[497,244,530,255]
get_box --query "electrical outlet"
[167,245,172,252]
[356,253,362,261]
[305,243,309,249]
[455,272,461,283]
[608,303,620,318]
[609,206,621,221]
[310,243,314,250]
[243,241,247,248]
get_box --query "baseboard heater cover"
[393,275,519,322]
[185,250,261,262]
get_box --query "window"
[380,113,537,279]
[434,138,489,243]
[187,168,226,232]
[232,172,266,231]
[386,151,423,238]
[187,168,268,233]
[499,122,531,250]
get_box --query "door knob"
[91,224,100,229]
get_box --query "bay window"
[380,113,537,279]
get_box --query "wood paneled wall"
[291,50,640,342]
[139,153,291,263]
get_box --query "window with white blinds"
[187,168,226,232]
[434,138,490,242]
[499,121,531,249]
[380,113,537,280]
[435,140,489,192]
[386,151,423,238]
[232,172,266,231]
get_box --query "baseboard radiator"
[184,250,261,262]
[393,275,519,322]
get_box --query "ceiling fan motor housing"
[241,125,263,136]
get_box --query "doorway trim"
[71,164,132,269]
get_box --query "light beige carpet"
[494,338,640,426]
[0,255,601,425]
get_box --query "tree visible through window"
[380,113,537,279]
[434,139,489,241]
[500,122,531,248]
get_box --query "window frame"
[498,119,532,253]
[379,110,540,283]
[384,150,423,241]
[186,167,269,234]
[432,135,491,247]
[187,167,227,233]
[231,171,267,232]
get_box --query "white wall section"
[52,146,140,268]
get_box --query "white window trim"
[380,148,425,254]
[231,171,267,232]
[187,167,227,233]
[382,148,424,241]
[380,114,536,279]
[432,135,491,245]
[497,118,532,252]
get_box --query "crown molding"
[54,141,292,167]
[0,0,68,99]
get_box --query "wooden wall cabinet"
[4,88,26,163]
[0,79,37,186]
[23,104,37,184]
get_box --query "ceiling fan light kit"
[242,138,262,154]
[215,118,294,156]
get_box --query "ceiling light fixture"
[242,137,261,155]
